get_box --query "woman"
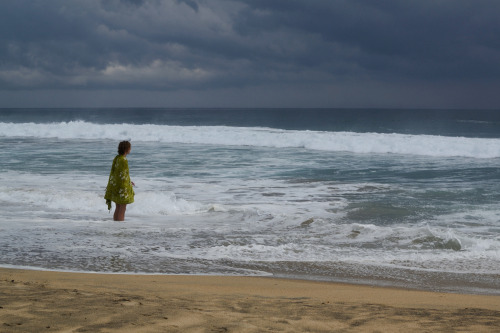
[104,141,135,221]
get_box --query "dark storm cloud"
[0,0,500,107]
[238,0,500,79]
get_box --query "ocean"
[0,108,499,295]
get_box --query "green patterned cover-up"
[104,155,134,210]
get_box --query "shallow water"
[1,108,499,294]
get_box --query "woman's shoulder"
[113,155,125,165]
[114,155,128,165]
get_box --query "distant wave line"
[1,121,500,158]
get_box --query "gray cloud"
[238,0,500,78]
[0,0,499,107]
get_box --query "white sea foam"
[0,183,212,217]
[191,221,500,274]
[0,171,342,221]
[1,121,500,158]
[1,135,499,291]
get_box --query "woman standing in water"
[105,141,135,221]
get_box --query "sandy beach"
[0,268,499,332]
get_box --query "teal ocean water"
[0,108,499,294]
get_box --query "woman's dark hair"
[118,141,131,155]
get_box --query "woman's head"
[118,141,131,155]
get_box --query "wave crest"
[1,121,500,158]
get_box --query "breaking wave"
[1,121,500,158]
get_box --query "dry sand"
[1,268,499,332]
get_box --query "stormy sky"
[1,0,500,108]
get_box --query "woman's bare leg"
[114,204,127,221]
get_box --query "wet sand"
[1,268,499,332]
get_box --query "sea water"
[0,108,499,294]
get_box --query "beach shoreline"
[1,268,499,332]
